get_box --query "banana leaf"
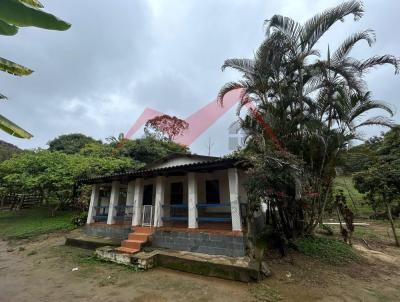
[0,114,33,138]
[0,19,18,35]
[0,56,33,76]
[0,0,70,31]
[18,0,43,9]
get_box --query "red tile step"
[121,239,142,250]
[115,227,154,254]
[132,227,154,235]
[128,233,149,241]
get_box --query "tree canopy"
[144,115,189,141]
[116,135,189,164]
[0,150,137,209]
[48,133,101,154]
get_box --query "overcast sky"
[1,0,399,156]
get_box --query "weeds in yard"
[27,250,37,256]
[75,253,142,272]
[250,283,282,302]
[294,236,359,265]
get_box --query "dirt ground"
[1,223,400,302]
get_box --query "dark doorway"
[170,182,183,204]
[206,180,220,204]
[143,184,153,205]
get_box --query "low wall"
[84,224,131,240]
[151,230,246,257]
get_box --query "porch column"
[188,172,198,229]
[132,178,144,226]
[107,181,120,225]
[127,180,135,222]
[86,184,100,224]
[228,168,242,231]
[154,176,166,227]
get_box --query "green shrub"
[295,236,359,265]
[71,211,88,227]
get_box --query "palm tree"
[218,0,399,234]
[0,0,70,138]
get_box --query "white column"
[87,184,100,224]
[154,176,166,227]
[228,168,242,231]
[188,172,198,229]
[107,181,120,225]
[132,178,144,226]
[127,180,135,222]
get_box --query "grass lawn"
[333,176,372,217]
[0,208,77,239]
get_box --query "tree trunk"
[386,202,399,247]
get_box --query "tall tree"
[144,115,189,141]
[0,0,70,138]
[218,0,398,239]
[354,127,400,247]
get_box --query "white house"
[78,153,249,257]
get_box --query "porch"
[86,168,245,233]
[79,155,248,257]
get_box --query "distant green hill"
[0,140,21,162]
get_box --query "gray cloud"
[0,0,399,155]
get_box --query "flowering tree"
[144,115,189,141]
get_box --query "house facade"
[78,154,248,257]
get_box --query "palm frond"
[327,64,367,93]
[0,56,33,76]
[332,30,375,63]
[217,81,244,105]
[0,19,18,35]
[0,114,33,138]
[352,55,400,74]
[264,15,301,40]
[354,116,396,129]
[301,0,364,50]
[221,58,255,74]
[350,99,394,122]
[256,31,287,65]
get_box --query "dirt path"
[1,232,400,302]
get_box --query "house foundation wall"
[151,230,246,257]
[84,224,131,240]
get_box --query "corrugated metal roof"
[77,156,244,184]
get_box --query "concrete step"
[114,246,140,254]
[128,233,149,241]
[122,239,142,250]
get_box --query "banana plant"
[0,0,70,139]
